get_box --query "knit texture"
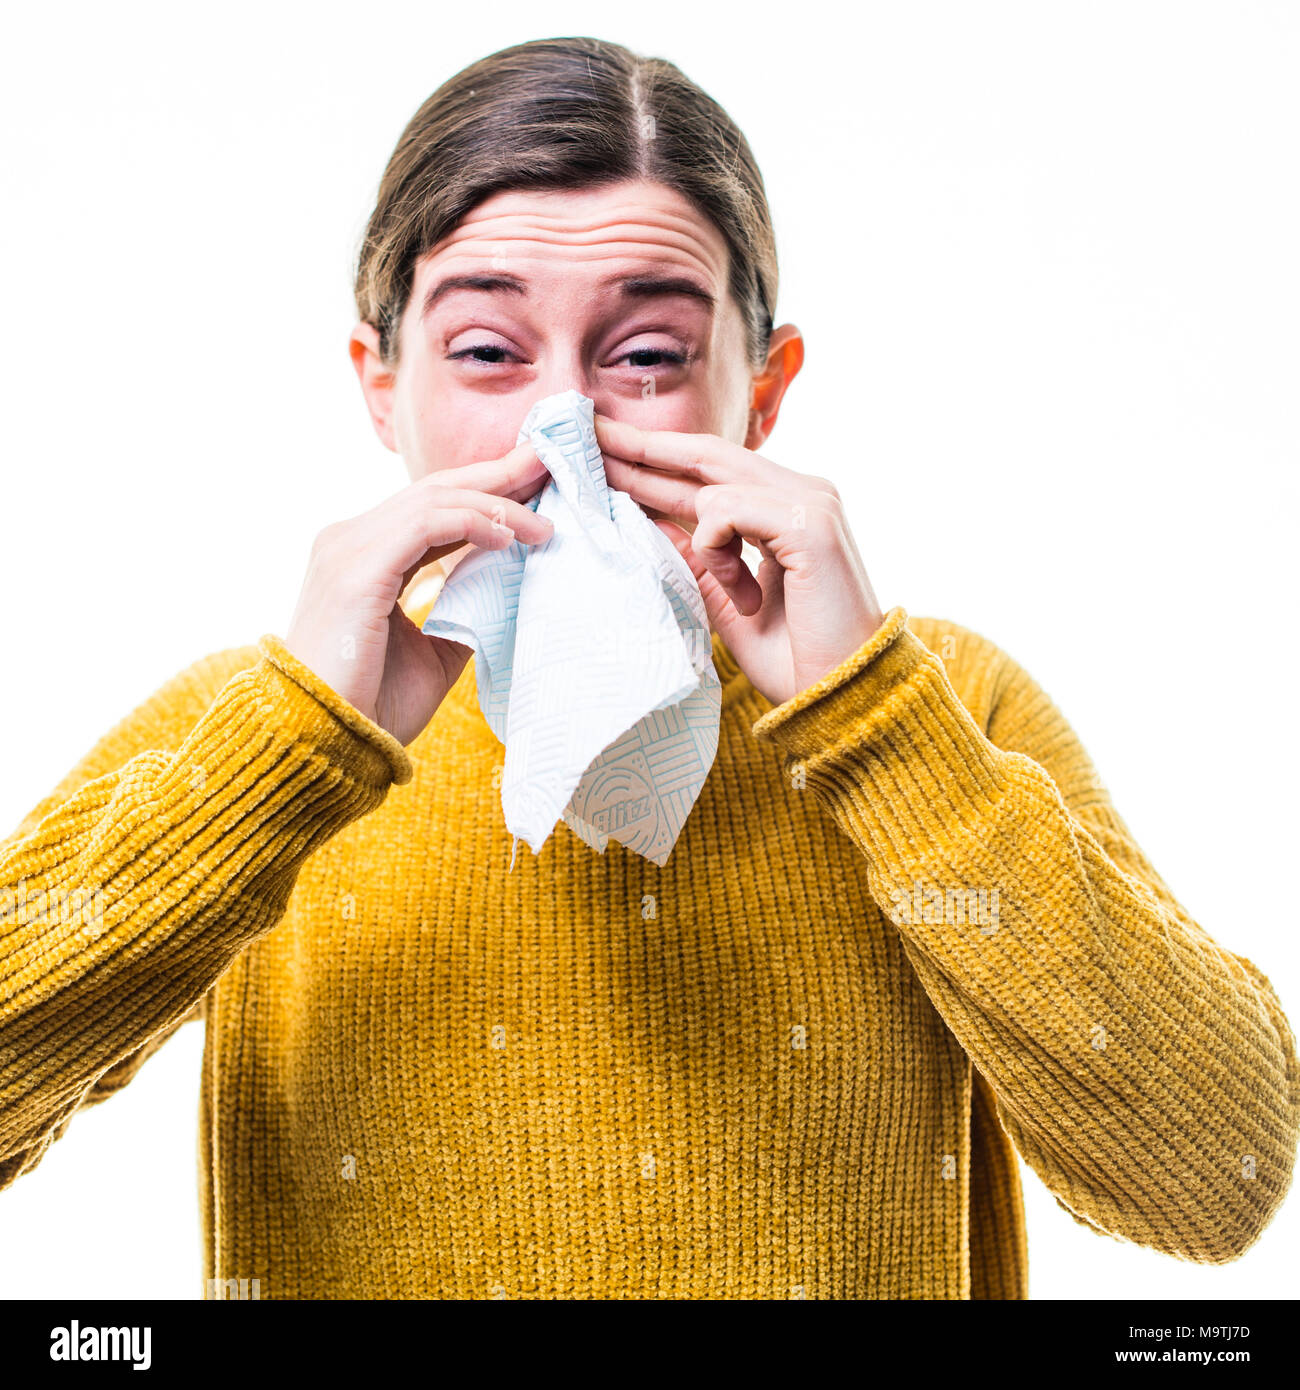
[2,573,1296,1298]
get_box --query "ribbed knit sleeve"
[0,634,412,1189]
[751,606,1300,1265]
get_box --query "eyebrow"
[419,272,716,319]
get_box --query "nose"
[523,360,621,423]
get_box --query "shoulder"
[906,613,1021,733]
[101,642,265,752]
[11,642,264,840]
[906,614,1105,806]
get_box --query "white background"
[0,0,1295,1300]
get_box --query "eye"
[614,346,689,369]
[447,343,519,366]
[445,341,691,369]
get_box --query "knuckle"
[808,475,841,500]
[438,504,473,532]
[311,520,345,555]
[811,505,840,535]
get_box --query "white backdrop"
[0,0,1295,1300]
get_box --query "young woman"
[1,36,1295,1301]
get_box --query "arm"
[0,635,412,1190]
[751,606,1300,1264]
[2,650,256,1130]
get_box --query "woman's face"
[350,178,800,495]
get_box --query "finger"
[394,511,504,597]
[656,508,763,619]
[593,414,797,488]
[410,486,553,540]
[692,531,764,617]
[654,519,739,629]
[691,485,833,554]
[393,491,553,594]
[601,454,702,528]
[425,440,552,502]
[690,486,835,617]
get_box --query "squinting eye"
[446,344,689,368]
[618,348,688,369]
[447,344,517,365]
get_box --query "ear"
[349,321,399,453]
[744,323,805,451]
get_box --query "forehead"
[410,179,731,292]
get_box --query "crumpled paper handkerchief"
[421,388,720,868]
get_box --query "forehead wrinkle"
[409,190,740,347]
[430,236,720,267]
[419,262,723,333]
[421,238,727,301]
[432,209,725,265]
[429,233,723,273]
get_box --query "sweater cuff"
[750,607,1010,872]
[256,634,413,788]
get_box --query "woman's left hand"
[594,414,886,708]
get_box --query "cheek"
[613,389,722,437]
[391,336,515,468]
[624,402,693,434]
[613,354,746,440]
[406,394,520,472]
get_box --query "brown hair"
[353,37,777,372]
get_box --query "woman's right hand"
[284,442,554,747]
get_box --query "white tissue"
[422,389,721,868]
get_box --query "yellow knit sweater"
[2,571,1296,1299]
